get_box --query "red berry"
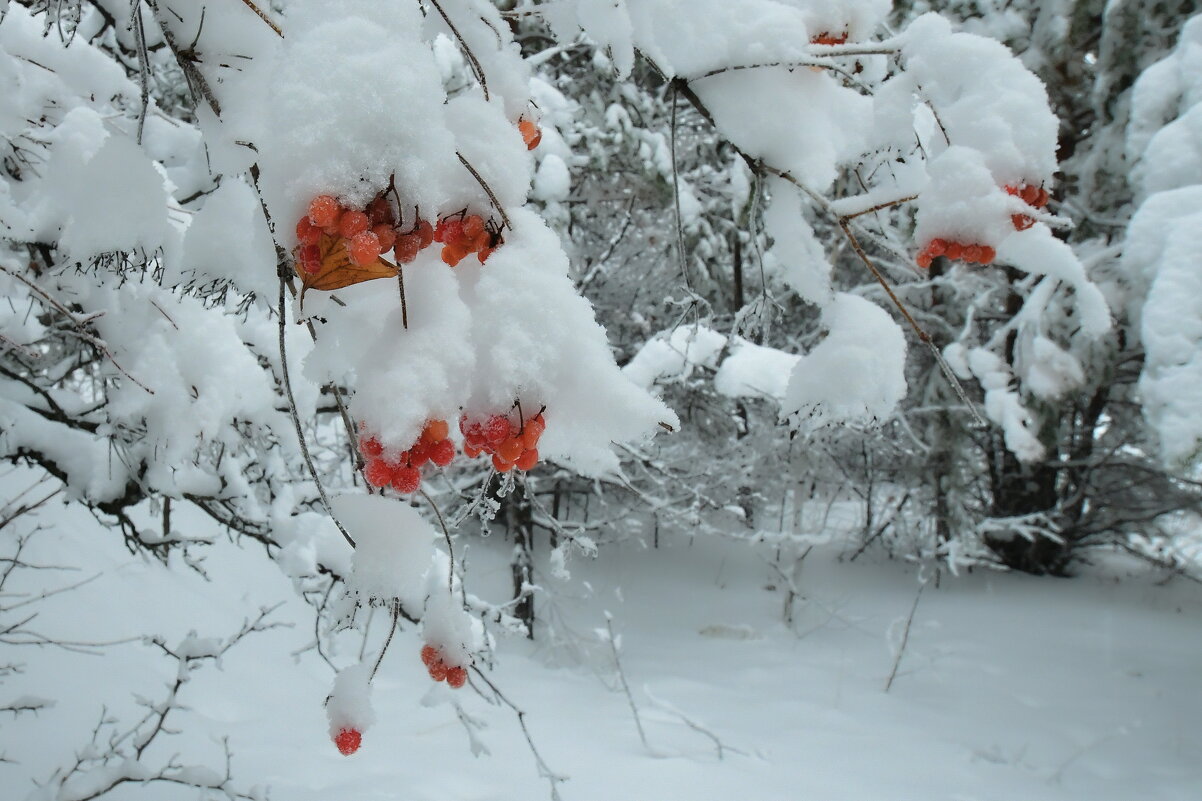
[308,195,340,229]
[392,466,421,494]
[927,238,947,257]
[446,666,467,689]
[916,252,933,269]
[367,196,395,226]
[1020,184,1040,206]
[348,231,382,266]
[463,443,483,458]
[360,436,383,458]
[299,244,321,275]
[334,727,362,756]
[421,644,439,667]
[339,210,371,239]
[945,242,963,260]
[430,439,455,467]
[428,660,448,682]
[408,443,430,468]
[435,219,464,244]
[1036,188,1049,208]
[979,246,996,264]
[515,448,539,471]
[485,415,509,445]
[463,215,485,241]
[365,459,393,488]
[296,216,322,246]
[962,244,981,263]
[394,234,422,264]
[492,454,514,472]
[373,224,397,253]
[417,219,434,249]
[1012,214,1035,231]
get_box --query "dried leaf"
[294,233,397,299]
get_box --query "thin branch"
[884,578,926,693]
[428,0,489,101]
[277,275,355,549]
[239,0,283,37]
[457,151,511,230]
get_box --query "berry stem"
[420,488,455,594]
[396,269,409,330]
[457,152,511,230]
[369,602,400,682]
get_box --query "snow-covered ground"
[4,498,1201,801]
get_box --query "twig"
[131,0,150,144]
[470,667,567,801]
[277,275,356,549]
[420,488,455,593]
[369,603,399,682]
[884,578,926,692]
[428,0,489,101]
[668,83,694,296]
[457,151,511,230]
[605,613,651,752]
[239,0,283,37]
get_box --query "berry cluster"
[421,644,467,689]
[518,117,542,150]
[333,727,362,756]
[915,238,996,269]
[811,31,849,45]
[433,214,498,267]
[459,410,545,473]
[296,194,399,273]
[1005,183,1050,231]
[360,419,455,496]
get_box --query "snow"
[332,493,436,615]
[6,499,1202,801]
[783,293,908,427]
[326,662,376,739]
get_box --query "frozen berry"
[373,224,397,253]
[367,196,395,226]
[334,727,362,756]
[492,454,514,473]
[515,448,539,471]
[360,436,384,458]
[430,439,455,467]
[498,437,524,463]
[446,666,467,689]
[428,660,448,682]
[423,419,450,443]
[308,195,340,229]
[392,466,422,494]
[421,644,439,667]
[485,416,510,445]
[348,231,383,266]
[365,459,393,488]
[296,216,322,246]
[394,234,422,264]
[339,210,371,239]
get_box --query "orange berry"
[441,244,468,267]
[428,660,448,682]
[1012,214,1035,231]
[420,644,439,667]
[308,195,340,228]
[962,244,981,263]
[945,242,963,260]
[498,437,524,463]
[492,454,514,472]
[927,238,947,257]
[423,419,450,443]
[1036,188,1049,208]
[515,448,538,471]
[1020,184,1040,206]
[348,231,382,266]
[339,210,371,239]
[463,443,482,458]
[519,118,541,150]
[979,245,996,264]
[916,252,933,269]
